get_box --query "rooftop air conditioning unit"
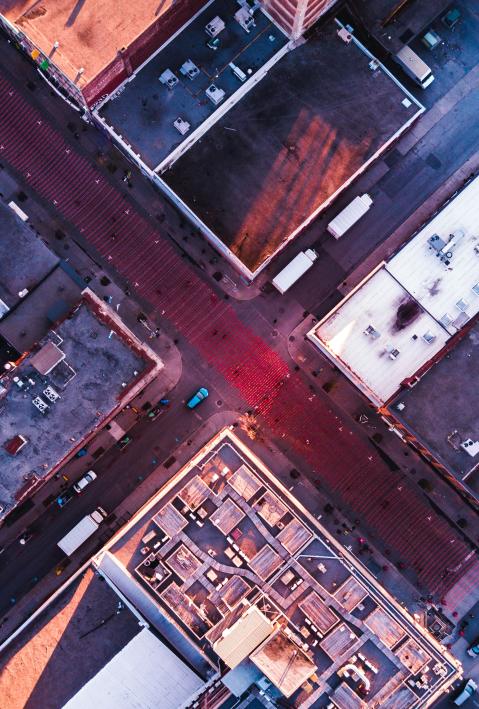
[206,84,225,105]
[460,439,479,457]
[337,27,352,44]
[32,396,49,414]
[173,117,190,135]
[205,16,225,38]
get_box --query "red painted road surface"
[0,74,476,600]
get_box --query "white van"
[394,46,434,89]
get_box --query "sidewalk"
[287,314,479,549]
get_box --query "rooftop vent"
[43,385,60,403]
[173,117,190,135]
[205,16,225,38]
[439,313,453,328]
[456,298,469,312]
[206,84,225,105]
[180,59,199,80]
[364,324,380,339]
[337,27,352,43]
[472,283,479,296]
[422,331,436,344]
[460,439,479,458]
[159,69,178,89]
[235,7,255,33]
[32,396,49,414]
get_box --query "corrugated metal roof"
[213,606,273,668]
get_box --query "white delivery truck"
[327,194,373,239]
[394,46,434,89]
[272,248,318,294]
[57,507,107,556]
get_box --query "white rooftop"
[63,627,204,709]
[308,268,449,406]
[386,176,479,334]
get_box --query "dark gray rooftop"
[0,265,83,352]
[390,322,479,495]
[0,300,146,514]
[99,0,286,169]
[0,568,141,709]
[350,0,452,54]
[0,201,58,312]
[163,19,421,274]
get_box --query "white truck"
[57,507,107,556]
[327,194,373,239]
[272,248,318,294]
[394,46,434,89]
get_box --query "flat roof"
[0,265,83,352]
[97,429,460,705]
[386,175,479,334]
[0,201,58,312]
[308,268,449,406]
[0,568,141,709]
[99,0,287,169]
[162,20,422,275]
[389,319,479,494]
[250,631,317,698]
[64,626,204,709]
[0,292,150,516]
[0,0,186,89]
[351,0,452,54]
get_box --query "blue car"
[57,489,74,507]
[186,387,209,409]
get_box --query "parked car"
[454,679,477,706]
[57,489,75,507]
[186,387,209,409]
[73,470,97,494]
[442,7,461,29]
[117,435,132,449]
[421,29,441,50]
[467,640,479,658]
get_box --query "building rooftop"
[96,429,460,706]
[308,268,449,406]
[0,0,189,90]
[386,175,479,334]
[0,567,141,709]
[0,201,58,314]
[308,175,479,406]
[389,319,479,497]
[0,566,204,709]
[161,19,422,276]
[99,0,287,169]
[250,630,317,698]
[0,290,159,518]
[0,264,83,352]
[350,0,452,54]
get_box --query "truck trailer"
[272,249,318,294]
[327,194,373,239]
[57,507,107,556]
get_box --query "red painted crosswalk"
[0,73,475,600]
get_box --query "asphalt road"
[0,372,222,617]
[0,13,478,628]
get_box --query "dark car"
[117,434,132,449]
[57,489,74,508]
